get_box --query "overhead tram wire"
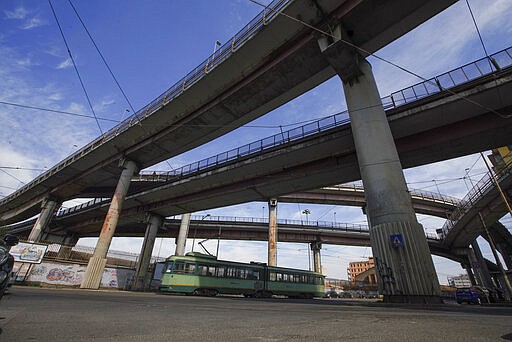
[48,0,103,135]
[0,100,119,123]
[67,0,137,119]
[465,0,509,118]
[0,169,26,185]
[246,0,511,120]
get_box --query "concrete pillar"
[498,244,512,270]
[81,159,138,289]
[175,213,191,256]
[461,260,477,286]
[28,197,60,242]
[133,214,163,291]
[470,241,495,290]
[319,29,440,303]
[268,198,278,267]
[310,241,322,274]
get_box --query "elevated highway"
[441,165,512,261]
[0,0,458,224]
[46,54,512,229]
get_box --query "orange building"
[348,257,377,285]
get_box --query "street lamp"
[192,214,210,252]
[333,211,337,224]
[302,209,311,225]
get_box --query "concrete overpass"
[0,0,458,224]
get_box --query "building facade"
[348,257,376,285]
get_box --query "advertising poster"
[10,242,48,264]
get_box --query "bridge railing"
[327,182,461,207]
[188,214,440,240]
[440,162,512,237]
[56,197,110,217]
[133,113,351,182]
[381,47,512,108]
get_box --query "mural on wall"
[25,261,134,288]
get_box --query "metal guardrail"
[326,183,461,207]
[56,197,110,217]
[381,47,512,108]
[186,215,440,240]
[440,163,512,237]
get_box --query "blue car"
[455,287,488,305]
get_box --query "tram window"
[165,263,174,273]
[270,272,277,281]
[247,269,260,280]
[184,263,196,274]
[198,265,209,276]
[300,275,307,283]
[226,267,236,278]
[174,262,186,273]
[208,266,216,276]
[276,273,283,282]
[283,274,289,282]
[216,267,225,277]
[237,268,248,279]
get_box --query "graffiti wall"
[25,261,134,288]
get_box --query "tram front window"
[165,262,175,273]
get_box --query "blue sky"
[1,0,512,283]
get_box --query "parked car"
[455,286,489,305]
[0,234,19,301]
[323,290,339,298]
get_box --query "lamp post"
[302,209,311,225]
[192,214,210,252]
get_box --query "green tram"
[160,252,325,298]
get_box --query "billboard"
[10,242,48,264]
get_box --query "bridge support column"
[319,29,440,303]
[498,244,512,270]
[461,261,477,286]
[469,241,495,290]
[310,241,322,274]
[268,198,278,267]
[28,197,60,242]
[133,214,163,291]
[175,213,191,256]
[81,159,138,289]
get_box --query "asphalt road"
[0,286,511,341]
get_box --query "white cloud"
[57,58,73,69]
[4,7,29,20]
[22,17,46,30]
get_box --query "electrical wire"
[67,0,138,120]
[0,168,25,185]
[0,166,47,172]
[0,100,119,123]
[48,0,104,134]
[247,0,511,119]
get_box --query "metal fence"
[186,215,440,240]
[382,47,512,108]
